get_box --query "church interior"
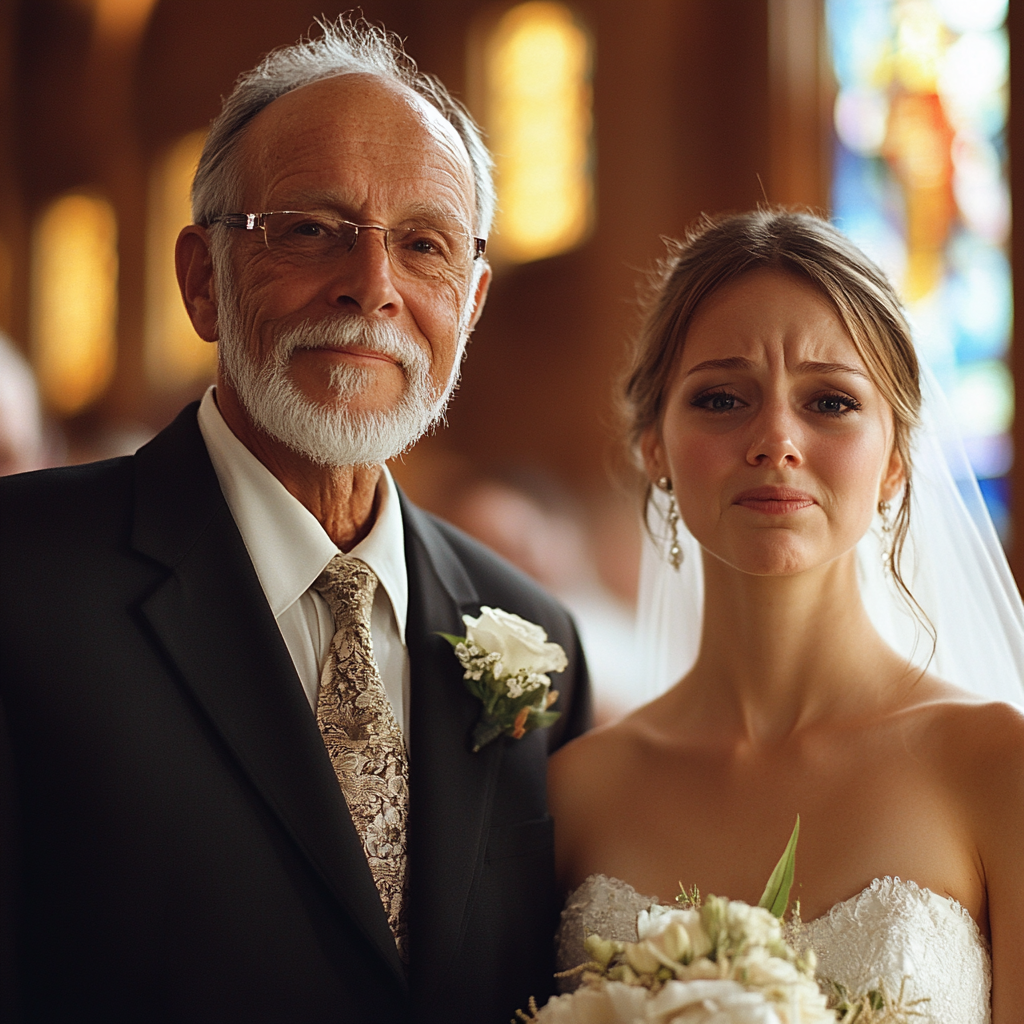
[0,0,1018,714]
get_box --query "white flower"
[638,905,713,961]
[647,980,781,1023]
[533,981,647,1023]
[506,672,551,700]
[725,902,782,950]
[463,606,568,677]
[733,948,802,990]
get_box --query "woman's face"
[642,268,905,577]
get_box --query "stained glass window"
[826,0,1012,537]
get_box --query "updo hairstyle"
[624,208,922,584]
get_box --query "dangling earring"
[878,499,894,569]
[658,476,683,570]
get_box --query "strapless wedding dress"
[557,874,991,1023]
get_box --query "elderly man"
[0,20,590,1024]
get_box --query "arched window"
[31,192,118,415]
[476,2,594,263]
[145,129,214,391]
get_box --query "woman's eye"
[810,393,860,416]
[692,391,740,411]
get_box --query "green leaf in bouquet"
[758,814,800,919]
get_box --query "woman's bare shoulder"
[548,706,670,884]
[907,677,1024,741]
[548,705,671,821]
[549,709,651,787]
[905,683,1024,802]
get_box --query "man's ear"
[639,426,669,486]
[175,225,220,342]
[464,261,492,334]
[879,445,906,503]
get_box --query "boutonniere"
[441,606,567,752]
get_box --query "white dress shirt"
[196,387,411,738]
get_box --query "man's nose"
[746,400,802,468]
[327,228,403,316]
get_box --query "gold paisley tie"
[312,555,409,962]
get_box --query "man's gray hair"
[191,16,495,237]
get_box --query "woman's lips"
[733,487,816,515]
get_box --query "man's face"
[212,73,488,465]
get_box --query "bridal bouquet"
[522,897,834,1024]
[520,820,833,1024]
[520,821,922,1024]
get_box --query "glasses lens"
[388,226,471,278]
[256,213,474,279]
[262,212,357,258]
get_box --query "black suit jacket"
[0,404,591,1023]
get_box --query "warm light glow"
[484,2,593,263]
[92,0,160,42]
[31,193,118,415]
[893,0,944,93]
[145,130,214,392]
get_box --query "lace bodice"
[556,874,991,1023]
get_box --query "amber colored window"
[31,192,118,416]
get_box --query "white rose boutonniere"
[441,606,568,752]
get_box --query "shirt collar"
[196,387,407,640]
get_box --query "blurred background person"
[447,471,642,721]
[0,332,62,474]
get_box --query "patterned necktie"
[312,555,409,962]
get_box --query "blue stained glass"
[826,0,1012,539]
[946,237,1012,363]
[827,0,892,90]
[978,476,1011,543]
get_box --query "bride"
[548,210,1024,1021]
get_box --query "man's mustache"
[273,316,427,377]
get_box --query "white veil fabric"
[635,363,1024,708]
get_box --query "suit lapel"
[130,406,407,989]
[401,496,502,987]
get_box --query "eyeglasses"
[208,210,487,280]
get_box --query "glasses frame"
[208,210,487,261]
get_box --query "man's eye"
[401,230,452,258]
[290,219,332,238]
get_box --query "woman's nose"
[746,402,802,468]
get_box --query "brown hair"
[625,208,921,589]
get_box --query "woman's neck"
[681,551,911,743]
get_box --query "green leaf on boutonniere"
[758,815,800,919]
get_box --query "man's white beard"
[216,281,463,468]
